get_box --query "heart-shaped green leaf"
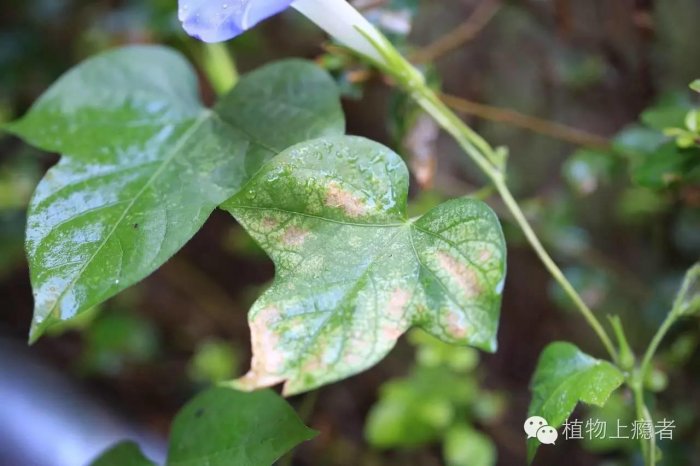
[222,136,506,395]
[5,46,343,341]
[527,342,624,462]
[90,442,156,466]
[167,388,316,466]
[90,388,315,466]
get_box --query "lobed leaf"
[223,136,506,395]
[527,342,624,462]
[5,46,343,341]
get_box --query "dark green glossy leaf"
[527,342,624,462]
[223,136,506,395]
[167,388,316,466]
[90,441,156,466]
[6,46,343,340]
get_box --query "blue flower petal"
[179,0,294,42]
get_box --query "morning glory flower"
[178,0,385,63]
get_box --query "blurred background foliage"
[0,0,699,465]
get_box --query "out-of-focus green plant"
[2,1,699,464]
[80,308,160,376]
[188,339,240,385]
[365,330,504,466]
[611,84,700,190]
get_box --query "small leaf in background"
[167,388,316,466]
[673,263,700,316]
[691,79,700,93]
[90,441,156,466]
[187,339,240,384]
[612,125,666,155]
[630,142,700,189]
[664,332,699,367]
[223,136,506,395]
[641,98,692,131]
[527,342,624,462]
[443,423,497,466]
[6,46,343,341]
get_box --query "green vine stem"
[629,270,695,466]
[631,374,656,466]
[363,34,620,363]
[639,263,698,378]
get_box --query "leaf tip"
[27,325,44,345]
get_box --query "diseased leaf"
[222,136,506,395]
[527,342,624,462]
[167,388,316,466]
[90,441,156,466]
[5,46,343,340]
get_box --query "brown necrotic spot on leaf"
[236,307,286,390]
[324,181,367,218]
[281,226,310,247]
[437,251,481,298]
